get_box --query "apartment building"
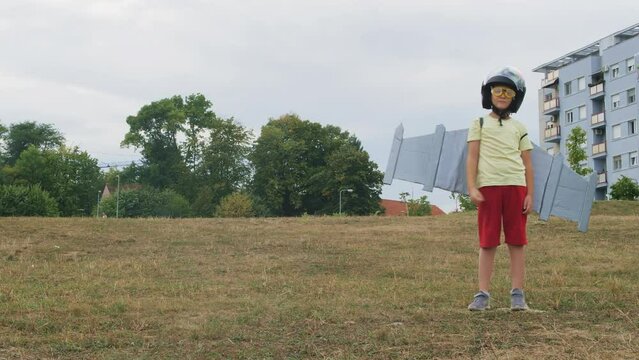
[533,23,639,200]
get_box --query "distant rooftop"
[533,23,639,73]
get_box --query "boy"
[466,66,534,311]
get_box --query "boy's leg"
[476,186,501,292]
[479,246,498,292]
[503,185,528,289]
[509,245,529,310]
[508,244,525,289]
[503,186,529,310]
[470,186,501,311]
[469,248,497,311]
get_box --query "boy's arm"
[466,140,484,204]
[521,149,534,214]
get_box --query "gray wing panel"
[548,161,597,231]
[383,125,404,185]
[383,125,443,191]
[434,128,469,195]
[530,145,553,214]
[392,135,434,187]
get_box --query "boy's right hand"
[469,188,484,205]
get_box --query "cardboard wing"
[383,124,596,232]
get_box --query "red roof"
[380,199,446,216]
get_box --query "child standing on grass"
[466,66,534,311]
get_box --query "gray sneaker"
[468,291,490,311]
[510,288,529,311]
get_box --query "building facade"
[534,23,639,200]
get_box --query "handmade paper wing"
[383,124,596,232]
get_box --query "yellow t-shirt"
[466,115,533,188]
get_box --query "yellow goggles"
[491,86,516,99]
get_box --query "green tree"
[10,146,101,216]
[609,175,639,200]
[193,117,253,215]
[0,122,7,139]
[3,121,65,165]
[566,127,593,176]
[182,94,216,172]
[315,142,383,215]
[251,114,382,216]
[118,162,144,185]
[121,96,190,192]
[121,94,252,209]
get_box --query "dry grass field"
[1,201,638,359]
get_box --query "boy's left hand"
[522,194,533,214]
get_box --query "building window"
[612,94,621,109]
[629,119,636,135]
[565,110,574,124]
[565,81,572,96]
[613,155,622,170]
[631,151,638,167]
[611,64,620,78]
[613,124,621,139]
[628,88,636,104]
[578,77,586,91]
[579,105,587,120]
[628,57,636,73]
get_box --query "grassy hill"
[0,208,638,359]
[592,200,639,216]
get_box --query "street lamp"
[339,188,353,215]
[116,174,120,219]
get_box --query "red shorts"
[477,185,528,248]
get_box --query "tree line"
[0,94,384,217]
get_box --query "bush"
[216,193,254,217]
[0,184,59,216]
[450,192,477,212]
[398,192,431,216]
[99,187,191,218]
[407,195,432,216]
[609,175,639,200]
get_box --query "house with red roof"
[379,199,446,216]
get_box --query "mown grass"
[0,208,638,359]
[592,200,639,216]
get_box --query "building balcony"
[543,98,560,115]
[596,172,607,188]
[589,82,605,98]
[544,125,561,143]
[591,112,605,128]
[541,70,559,88]
[592,142,607,158]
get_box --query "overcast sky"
[1,0,638,211]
